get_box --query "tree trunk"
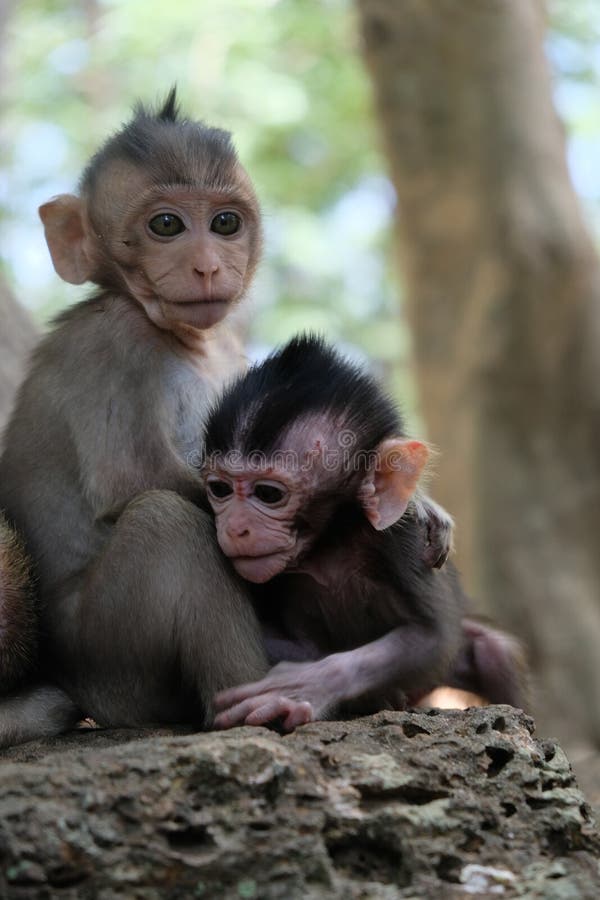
[0,275,37,434]
[357,0,600,748]
[0,1,37,433]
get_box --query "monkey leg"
[57,490,268,728]
[437,618,529,709]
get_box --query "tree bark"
[357,0,600,748]
[0,1,37,433]
[0,275,37,434]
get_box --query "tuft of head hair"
[156,86,180,122]
[205,333,405,459]
[80,86,237,195]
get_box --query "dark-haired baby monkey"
[202,336,528,731]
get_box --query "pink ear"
[39,195,93,285]
[360,438,429,531]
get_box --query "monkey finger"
[215,665,305,709]
[244,696,296,727]
[426,520,454,568]
[282,701,314,731]
[213,693,282,728]
[213,697,261,729]
[424,544,449,569]
[245,697,313,731]
[214,683,263,710]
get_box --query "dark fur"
[206,334,401,459]
[257,503,466,687]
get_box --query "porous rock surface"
[0,707,598,898]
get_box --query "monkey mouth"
[231,552,290,583]
[234,552,284,561]
[169,298,229,307]
[162,298,232,330]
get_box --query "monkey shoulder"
[35,294,220,448]
[0,292,220,561]
[362,520,467,626]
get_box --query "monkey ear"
[360,438,429,531]
[38,195,93,285]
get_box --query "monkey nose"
[195,264,218,277]
[194,255,219,278]
[227,524,250,539]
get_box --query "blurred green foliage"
[1,0,599,414]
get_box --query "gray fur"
[81,88,237,196]
[0,297,266,744]
[0,685,81,749]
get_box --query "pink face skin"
[203,463,313,583]
[39,161,261,345]
[203,436,429,584]
[115,185,256,333]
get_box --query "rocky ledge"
[0,706,598,898]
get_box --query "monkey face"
[112,186,255,331]
[40,162,262,336]
[203,468,311,583]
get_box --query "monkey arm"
[213,623,446,731]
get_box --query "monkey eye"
[206,479,234,500]
[211,211,241,236]
[148,213,185,237]
[253,483,287,506]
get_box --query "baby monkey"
[202,335,527,731]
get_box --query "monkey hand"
[213,658,345,731]
[413,495,454,568]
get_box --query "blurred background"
[0,0,411,395]
[2,0,600,407]
[1,0,600,796]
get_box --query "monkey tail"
[0,513,38,691]
[0,684,82,749]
